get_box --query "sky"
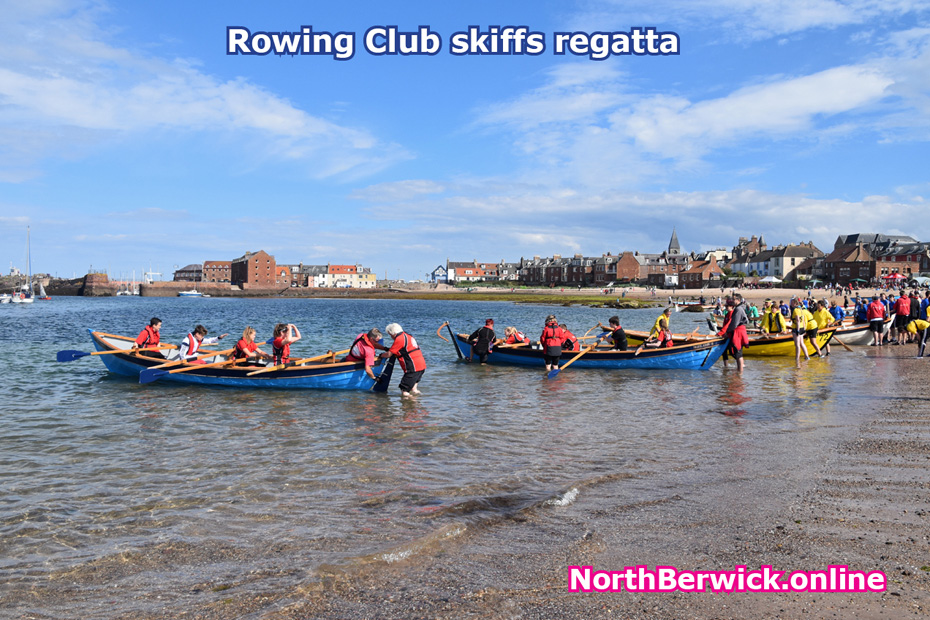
[1,0,929,281]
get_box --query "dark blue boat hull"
[454,334,726,370]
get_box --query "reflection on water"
[0,297,894,617]
[718,371,751,417]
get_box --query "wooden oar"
[57,344,174,362]
[828,328,854,352]
[580,324,601,340]
[245,348,350,376]
[146,346,239,370]
[371,356,396,393]
[140,357,244,384]
[436,321,464,360]
[547,344,596,379]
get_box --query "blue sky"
[2,0,929,280]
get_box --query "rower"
[180,325,228,364]
[135,317,164,358]
[596,316,628,351]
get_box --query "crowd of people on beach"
[711,288,930,369]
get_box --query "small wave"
[545,487,579,507]
[368,522,467,566]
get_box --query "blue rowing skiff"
[83,329,390,390]
[453,333,728,370]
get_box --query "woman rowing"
[231,326,273,365]
[501,326,530,345]
[271,323,301,366]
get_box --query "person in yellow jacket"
[791,298,821,361]
[813,300,840,356]
[649,307,674,338]
[906,318,930,357]
[760,300,788,336]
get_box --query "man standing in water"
[719,294,749,372]
[385,323,426,397]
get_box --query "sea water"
[0,297,904,617]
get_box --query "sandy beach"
[263,345,930,620]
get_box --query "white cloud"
[572,0,930,41]
[618,65,893,160]
[468,56,903,190]
[0,1,410,182]
[351,179,447,202]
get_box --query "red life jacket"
[390,332,426,373]
[506,331,529,345]
[182,333,201,358]
[561,330,580,351]
[234,338,257,359]
[272,336,290,365]
[658,330,674,348]
[345,333,370,362]
[540,323,565,348]
[136,325,160,348]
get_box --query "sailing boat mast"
[26,226,33,296]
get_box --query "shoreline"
[265,346,930,619]
[32,284,897,309]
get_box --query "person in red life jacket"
[633,317,675,355]
[539,314,567,372]
[135,317,164,358]
[866,294,886,346]
[385,322,426,397]
[231,326,272,365]
[467,319,496,364]
[560,324,580,352]
[718,294,749,372]
[500,326,530,346]
[179,325,228,364]
[271,323,301,366]
[596,316,628,351]
[344,328,388,380]
[890,291,911,344]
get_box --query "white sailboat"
[16,227,35,304]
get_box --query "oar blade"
[56,350,89,362]
[138,369,168,384]
[371,357,396,392]
[547,368,560,380]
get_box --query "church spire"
[668,228,681,254]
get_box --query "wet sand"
[264,345,930,620]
